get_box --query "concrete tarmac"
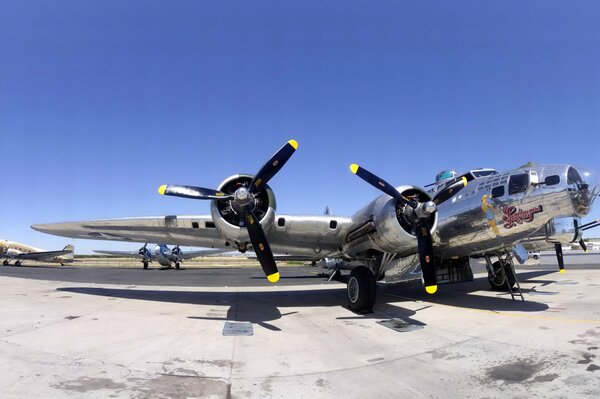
[0,254,599,398]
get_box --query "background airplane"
[0,240,74,266]
[94,243,229,269]
[33,140,600,312]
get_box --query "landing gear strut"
[347,266,376,313]
[175,262,180,270]
[143,261,149,270]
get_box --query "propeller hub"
[423,201,437,215]
[234,187,252,204]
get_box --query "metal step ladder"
[504,255,524,302]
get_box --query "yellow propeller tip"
[461,176,468,186]
[267,272,280,283]
[158,185,167,195]
[559,269,565,273]
[288,139,299,150]
[350,164,359,174]
[425,285,438,294]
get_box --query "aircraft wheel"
[488,261,515,291]
[347,266,376,313]
[2,260,8,266]
[175,262,180,270]
[15,261,22,267]
[143,261,149,270]
[533,255,539,260]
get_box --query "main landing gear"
[485,254,524,301]
[14,261,21,267]
[143,261,149,269]
[346,266,376,313]
[2,260,8,266]
[175,262,180,270]
[487,260,516,291]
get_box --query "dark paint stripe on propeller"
[158,185,231,200]
[249,140,298,192]
[417,220,437,293]
[244,208,279,283]
[433,177,468,205]
[349,164,417,208]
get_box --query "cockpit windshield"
[472,169,498,178]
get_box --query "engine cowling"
[209,174,277,248]
[343,185,438,256]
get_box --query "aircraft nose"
[568,166,599,217]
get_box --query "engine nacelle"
[545,217,581,244]
[343,186,437,256]
[209,174,276,248]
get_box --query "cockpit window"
[472,170,498,178]
[508,173,529,195]
[567,167,583,185]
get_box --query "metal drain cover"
[377,318,423,333]
[223,321,254,336]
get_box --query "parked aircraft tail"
[63,244,75,260]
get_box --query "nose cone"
[568,166,599,217]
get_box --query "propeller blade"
[349,164,417,208]
[158,185,232,200]
[249,140,299,192]
[433,177,468,205]
[416,221,437,293]
[244,208,279,283]
[579,239,588,252]
[554,243,565,273]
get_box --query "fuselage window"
[192,222,199,229]
[508,173,530,195]
[278,217,286,227]
[329,220,338,229]
[491,186,505,198]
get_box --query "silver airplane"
[94,243,228,269]
[1,240,74,266]
[32,140,599,312]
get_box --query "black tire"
[488,261,515,291]
[2,260,8,266]
[347,266,376,313]
[143,261,149,270]
[15,261,21,267]
[533,255,539,260]
[175,262,180,270]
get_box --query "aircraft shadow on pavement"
[56,269,555,331]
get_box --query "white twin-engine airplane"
[33,140,600,312]
[1,240,74,266]
[94,243,228,269]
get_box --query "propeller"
[554,243,565,273]
[158,140,299,283]
[349,164,438,294]
[432,177,468,205]
[138,243,150,259]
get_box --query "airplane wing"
[33,216,225,248]
[16,249,72,261]
[180,248,232,260]
[32,214,352,258]
[93,250,142,257]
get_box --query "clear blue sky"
[1,1,599,254]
